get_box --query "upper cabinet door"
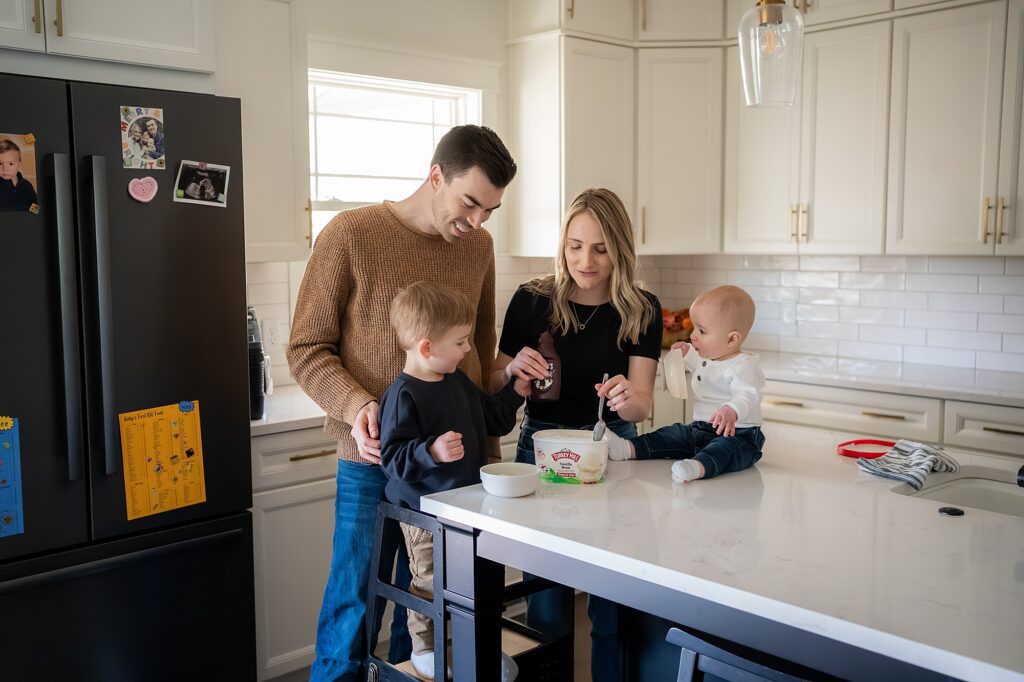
[723,46,801,254]
[0,0,45,52]
[796,0,892,25]
[42,0,215,72]
[638,0,723,41]
[798,22,891,254]
[996,0,1024,255]
[636,48,722,254]
[564,0,633,39]
[886,2,1006,255]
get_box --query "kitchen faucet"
[1018,463,1024,487]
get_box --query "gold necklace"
[572,301,602,330]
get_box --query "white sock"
[606,430,635,461]
[671,459,703,482]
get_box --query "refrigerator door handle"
[54,153,84,482]
[86,156,119,475]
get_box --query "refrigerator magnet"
[120,105,166,170]
[0,416,25,539]
[127,177,158,203]
[173,160,229,208]
[0,132,40,213]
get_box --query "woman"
[490,187,661,682]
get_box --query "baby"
[607,285,766,482]
[0,139,38,212]
[379,281,526,680]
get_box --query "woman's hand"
[505,346,550,383]
[596,374,633,412]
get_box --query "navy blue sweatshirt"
[0,172,38,212]
[379,370,523,510]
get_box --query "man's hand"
[710,405,738,437]
[351,402,382,464]
[430,431,464,463]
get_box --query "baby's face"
[0,150,21,181]
[688,301,741,360]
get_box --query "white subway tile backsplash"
[756,301,782,320]
[906,273,978,293]
[979,314,1024,334]
[245,262,290,284]
[796,304,838,322]
[902,363,976,387]
[743,255,799,270]
[725,270,782,286]
[1007,258,1024,275]
[976,351,1024,373]
[798,322,858,340]
[745,333,780,352]
[839,273,905,290]
[927,292,1003,313]
[838,306,904,326]
[926,329,1001,352]
[1006,296,1024,314]
[781,271,839,288]
[779,302,797,323]
[779,336,837,356]
[860,325,926,345]
[1004,335,1024,354]
[928,256,1005,275]
[799,288,860,306]
[798,256,859,272]
[836,357,903,379]
[859,290,926,309]
[901,346,975,368]
[905,309,977,331]
[837,340,902,362]
[676,269,729,285]
[746,286,799,302]
[691,255,745,269]
[495,255,531,275]
[247,282,290,306]
[978,275,1024,295]
[860,256,927,273]
[752,320,798,336]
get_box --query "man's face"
[0,150,21,181]
[146,120,158,136]
[430,165,504,243]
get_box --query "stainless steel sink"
[894,465,1024,518]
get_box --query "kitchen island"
[421,422,1024,681]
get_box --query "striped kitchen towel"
[856,439,959,490]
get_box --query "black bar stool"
[667,626,836,682]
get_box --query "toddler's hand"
[430,431,464,463]
[710,405,738,437]
[670,341,690,355]
[513,376,531,397]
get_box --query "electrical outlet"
[263,318,281,348]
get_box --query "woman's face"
[564,211,613,296]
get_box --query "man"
[145,118,165,159]
[287,125,516,682]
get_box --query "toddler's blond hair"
[693,285,756,338]
[389,281,474,350]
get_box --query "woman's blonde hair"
[389,281,474,350]
[525,188,655,348]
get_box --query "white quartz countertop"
[421,422,1024,681]
[250,384,326,436]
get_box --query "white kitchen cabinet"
[0,0,44,52]
[726,0,891,37]
[725,22,892,256]
[509,0,633,41]
[251,425,337,492]
[214,0,311,263]
[636,48,722,254]
[885,2,1007,255]
[637,0,723,41]
[893,0,942,8]
[508,35,634,257]
[944,400,1024,456]
[253,477,336,680]
[996,0,1024,255]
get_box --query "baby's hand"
[430,431,464,463]
[513,376,531,397]
[710,405,738,437]
[670,341,690,355]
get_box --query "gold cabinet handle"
[982,425,1024,437]
[641,205,647,244]
[289,449,336,462]
[54,0,63,36]
[862,411,907,421]
[767,399,805,408]
[305,197,313,245]
[996,196,1010,244]
[567,0,574,19]
[795,0,802,10]
[32,0,41,32]
[983,196,993,243]
[642,0,648,31]
[804,0,813,11]
[798,204,809,242]
[787,204,797,242]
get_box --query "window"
[308,69,482,241]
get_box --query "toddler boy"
[607,285,766,482]
[0,139,38,212]
[379,281,528,680]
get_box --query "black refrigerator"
[0,73,255,680]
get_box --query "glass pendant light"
[738,0,804,107]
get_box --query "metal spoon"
[593,372,609,441]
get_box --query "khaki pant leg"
[400,522,436,655]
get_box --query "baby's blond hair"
[693,285,756,338]
[389,281,474,350]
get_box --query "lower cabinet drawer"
[944,400,1024,457]
[251,427,338,491]
[762,380,942,443]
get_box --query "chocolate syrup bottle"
[531,330,561,401]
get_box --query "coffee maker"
[247,306,273,419]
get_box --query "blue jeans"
[310,460,412,682]
[632,421,765,478]
[516,416,637,682]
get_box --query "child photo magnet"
[121,105,166,170]
[173,160,230,208]
[0,132,39,213]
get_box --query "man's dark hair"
[431,125,517,189]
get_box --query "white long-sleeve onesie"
[683,346,765,427]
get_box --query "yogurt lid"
[536,429,607,442]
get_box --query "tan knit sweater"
[287,202,496,463]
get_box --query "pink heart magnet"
[128,177,158,203]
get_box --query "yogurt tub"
[533,429,609,484]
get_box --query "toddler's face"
[0,150,21,181]
[427,323,473,374]
[688,301,740,361]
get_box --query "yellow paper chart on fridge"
[119,400,207,521]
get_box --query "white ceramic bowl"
[479,462,541,497]
[533,429,609,484]
[663,347,689,399]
